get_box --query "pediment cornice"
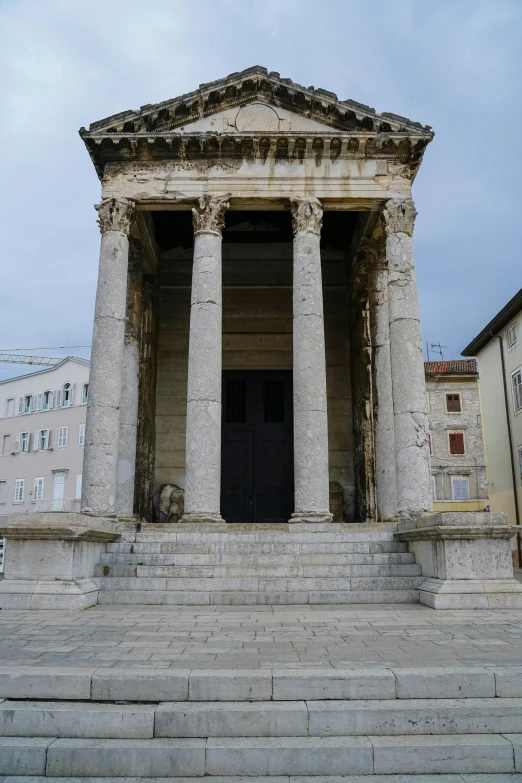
[80,66,434,180]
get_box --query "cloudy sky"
[1,0,520,381]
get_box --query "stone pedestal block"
[0,512,118,609]
[396,512,522,608]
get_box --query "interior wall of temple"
[152,232,354,520]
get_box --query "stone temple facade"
[1,66,521,610]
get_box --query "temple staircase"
[93,523,424,605]
[1,664,522,777]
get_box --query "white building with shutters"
[0,357,90,518]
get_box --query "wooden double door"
[221,370,293,523]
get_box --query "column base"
[0,578,99,610]
[419,577,522,610]
[178,512,224,524]
[289,511,333,525]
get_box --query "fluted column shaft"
[383,198,432,517]
[290,197,332,524]
[116,238,143,518]
[364,237,398,520]
[82,197,135,517]
[180,194,230,524]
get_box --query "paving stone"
[0,700,155,738]
[46,738,206,777]
[394,667,496,698]
[0,737,53,775]
[205,736,373,776]
[372,734,515,775]
[273,667,395,700]
[91,668,189,701]
[189,669,272,701]
[156,701,308,737]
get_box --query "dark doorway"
[221,370,293,523]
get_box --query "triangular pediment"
[83,65,431,137]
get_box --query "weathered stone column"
[383,198,431,517]
[82,197,135,517]
[116,238,143,518]
[363,236,398,520]
[290,196,332,524]
[179,194,230,524]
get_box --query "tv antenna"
[429,343,448,361]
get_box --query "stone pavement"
[1,603,522,669]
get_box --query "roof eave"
[462,288,522,356]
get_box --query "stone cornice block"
[0,512,118,542]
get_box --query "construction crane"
[0,354,62,367]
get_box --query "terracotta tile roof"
[424,359,478,376]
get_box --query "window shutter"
[75,474,83,500]
[48,390,54,409]
[36,393,43,411]
[449,433,465,455]
[29,394,35,412]
[78,423,86,446]
[33,430,40,451]
[55,387,63,408]
[14,434,20,453]
[69,383,75,406]
[18,397,24,414]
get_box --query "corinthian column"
[290,196,332,524]
[383,198,431,517]
[116,238,143,518]
[179,194,230,524]
[362,236,397,520]
[82,197,135,517]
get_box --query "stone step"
[0,664,512,702]
[101,551,415,565]
[133,531,398,544]
[93,575,424,591]
[4,777,519,783]
[94,563,422,578]
[2,698,522,741]
[96,589,421,605]
[106,540,409,555]
[1,734,519,777]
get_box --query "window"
[14,478,24,503]
[75,474,83,500]
[33,429,49,451]
[82,383,89,404]
[431,476,436,501]
[0,480,6,503]
[507,322,518,349]
[446,393,462,413]
[33,477,44,501]
[42,391,54,411]
[449,432,465,455]
[62,383,73,407]
[452,476,470,501]
[20,432,30,453]
[21,394,34,414]
[5,398,14,417]
[512,369,522,412]
[58,426,68,449]
[2,435,10,456]
[78,423,85,446]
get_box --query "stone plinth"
[0,512,118,610]
[396,512,522,609]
